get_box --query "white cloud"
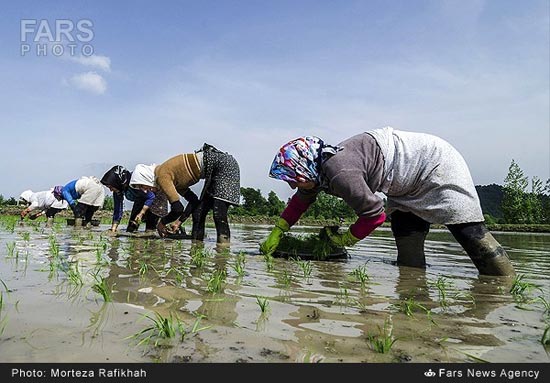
[68,71,107,94]
[69,54,111,72]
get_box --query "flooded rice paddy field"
[0,216,548,363]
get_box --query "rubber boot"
[74,218,83,228]
[449,223,515,276]
[217,234,230,244]
[394,232,428,268]
[46,217,54,228]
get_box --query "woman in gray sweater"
[261,126,515,276]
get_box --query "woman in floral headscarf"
[260,127,515,277]
[53,176,105,228]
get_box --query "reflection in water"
[0,222,548,363]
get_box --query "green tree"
[103,195,114,211]
[238,187,269,215]
[502,159,528,224]
[267,191,285,216]
[526,176,544,224]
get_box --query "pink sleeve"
[349,212,386,239]
[280,193,313,227]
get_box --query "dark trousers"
[126,199,160,232]
[390,210,515,276]
[45,207,63,218]
[72,203,99,224]
[191,195,230,243]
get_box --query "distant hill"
[476,184,503,219]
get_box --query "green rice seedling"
[264,253,274,271]
[292,258,313,281]
[350,264,370,288]
[510,274,541,303]
[4,216,17,233]
[276,268,294,288]
[190,246,211,268]
[276,233,343,260]
[367,317,398,354]
[542,325,550,347]
[90,269,114,302]
[5,242,16,258]
[137,259,149,278]
[207,268,227,294]
[533,295,550,315]
[256,296,270,314]
[429,276,453,308]
[67,261,83,287]
[335,283,356,307]
[391,297,436,324]
[129,311,184,347]
[190,313,211,334]
[20,232,30,241]
[48,235,60,258]
[231,252,247,278]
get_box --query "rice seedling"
[276,232,344,260]
[510,274,541,303]
[90,269,114,302]
[20,232,30,241]
[350,264,370,288]
[66,260,83,287]
[335,283,356,307]
[207,268,227,294]
[48,235,60,258]
[129,311,185,347]
[190,246,211,268]
[367,317,398,354]
[256,295,270,314]
[533,295,550,315]
[429,276,453,308]
[390,297,435,324]
[129,311,210,347]
[276,268,294,288]
[292,258,313,281]
[264,253,274,271]
[137,259,149,278]
[231,252,247,278]
[5,242,16,258]
[542,325,550,347]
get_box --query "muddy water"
[0,220,548,363]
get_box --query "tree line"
[2,158,547,224]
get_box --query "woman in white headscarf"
[19,189,68,226]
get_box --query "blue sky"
[1,0,548,202]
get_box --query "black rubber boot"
[394,232,428,267]
[391,211,431,268]
[448,222,516,276]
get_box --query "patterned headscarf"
[269,136,341,183]
[101,165,131,192]
[53,186,64,200]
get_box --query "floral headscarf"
[53,186,64,200]
[269,136,341,183]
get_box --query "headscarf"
[53,186,64,200]
[100,165,131,191]
[268,136,341,183]
[129,164,157,188]
[19,190,33,203]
